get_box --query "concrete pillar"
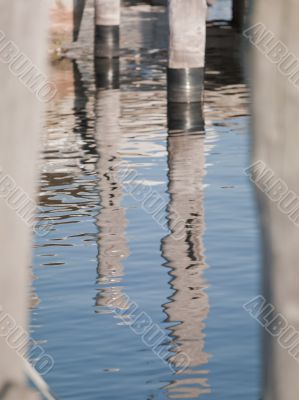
[249,0,299,399]
[95,0,121,58]
[0,0,48,398]
[167,0,207,103]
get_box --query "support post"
[151,0,167,5]
[250,1,299,399]
[95,0,120,59]
[0,0,48,398]
[167,0,207,104]
[73,0,86,41]
[232,0,246,31]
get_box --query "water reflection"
[94,61,130,313]
[32,2,254,399]
[73,60,98,163]
[39,59,98,247]
[162,120,210,398]
[168,103,205,134]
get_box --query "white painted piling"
[167,0,207,103]
[249,1,299,399]
[95,0,121,58]
[0,0,49,398]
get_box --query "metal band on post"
[151,0,167,5]
[94,0,120,59]
[167,101,205,133]
[167,0,207,131]
[95,25,120,59]
[167,67,205,103]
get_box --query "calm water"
[31,2,260,399]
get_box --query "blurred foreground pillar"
[95,0,120,59]
[0,1,49,398]
[167,0,207,103]
[250,1,299,399]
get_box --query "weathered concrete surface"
[168,0,207,69]
[250,1,299,399]
[95,0,120,26]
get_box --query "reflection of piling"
[167,0,207,104]
[162,129,210,398]
[167,102,205,133]
[94,59,129,312]
[95,58,120,90]
[95,0,120,59]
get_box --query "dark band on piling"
[167,68,205,103]
[95,25,120,59]
[95,57,120,89]
[150,0,167,5]
[167,102,205,133]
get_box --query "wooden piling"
[250,1,299,399]
[167,0,207,103]
[0,0,49,398]
[232,0,246,31]
[95,0,120,58]
[150,0,167,6]
[73,0,86,41]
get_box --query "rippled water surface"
[32,2,260,399]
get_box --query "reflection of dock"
[162,130,210,398]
